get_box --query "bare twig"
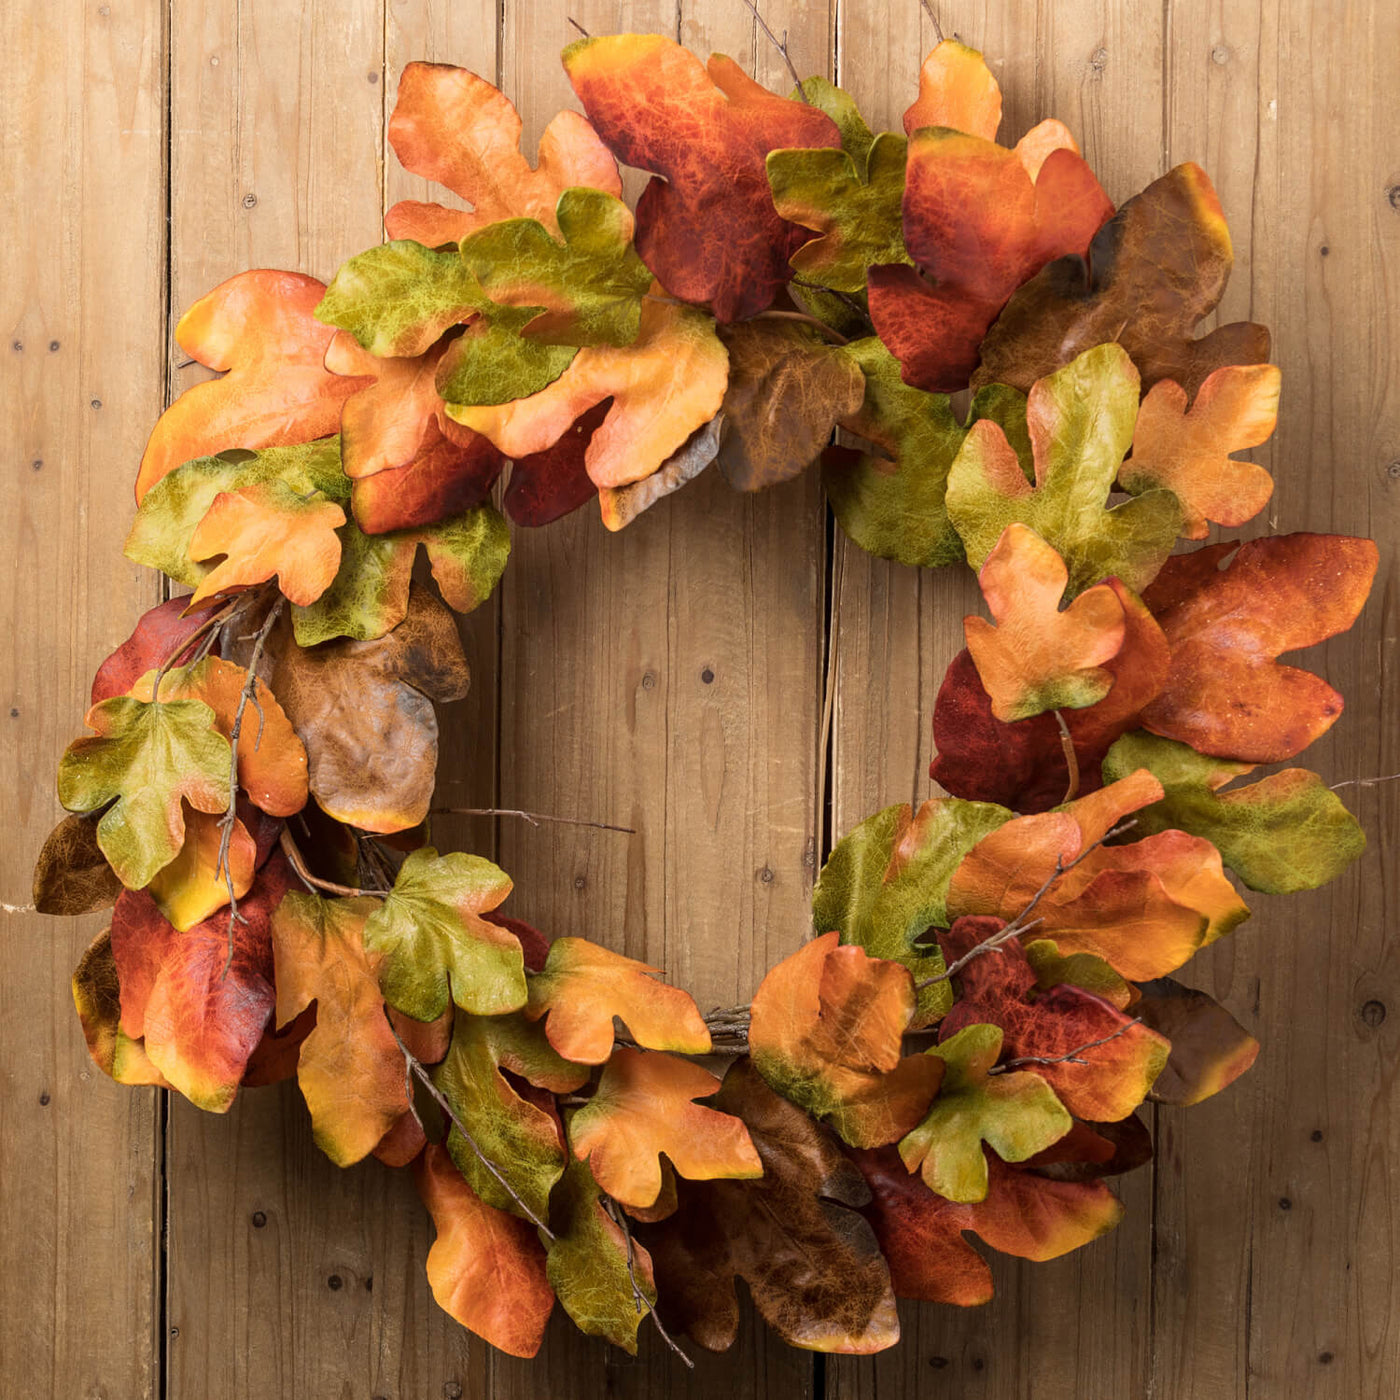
[385,1011,558,1242]
[738,0,807,101]
[1054,710,1080,803]
[566,15,589,38]
[603,1195,694,1368]
[917,819,1139,989]
[753,308,850,344]
[919,0,945,44]
[217,597,283,977]
[431,806,636,834]
[1331,773,1400,790]
[148,596,240,701]
[815,544,845,832]
[989,1017,1144,1074]
[279,827,376,899]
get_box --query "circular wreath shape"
[38,31,1378,1364]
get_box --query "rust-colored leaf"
[34,814,123,916]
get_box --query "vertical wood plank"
[161,5,492,1398]
[0,0,166,1395]
[828,5,1165,1398]
[1151,3,1400,1397]
[489,0,824,1393]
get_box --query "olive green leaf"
[545,1152,656,1354]
[792,76,876,168]
[364,848,527,1020]
[814,797,1012,1026]
[292,501,510,646]
[1102,731,1366,894]
[125,439,348,589]
[946,343,1184,596]
[768,131,910,295]
[56,696,231,889]
[433,307,580,408]
[316,239,487,359]
[898,1022,1072,1203]
[433,1011,576,1223]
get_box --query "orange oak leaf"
[568,1048,762,1208]
[946,771,1249,981]
[974,163,1271,397]
[932,578,1171,810]
[1139,534,1379,763]
[449,293,729,496]
[415,1144,555,1358]
[902,39,1001,139]
[749,933,944,1148]
[524,938,712,1065]
[130,657,309,818]
[271,891,416,1167]
[965,525,1127,723]
[108,852,293,1111]
[563,34,841,321]
[187,481,346,606]
[1121,364,1281,539]
[324,330,504,535]
[136,271,369,503]
[385,61,620,245]
[937,916,1169,1121]
[868,125,1112,391]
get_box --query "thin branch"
[1331,773,1400,790]
[432,806,636,835]
[148,596,239,700]
[815,543,845,833]
[603,1195,694,1368]
[566,15,590,38]
[385,1010,557,1242]
[753,308,850,344]
[217,597,283,977]
[279,827,376,899]
[989,1017,1144,1074]
[919,0,945,44]
[918,819,1139,989]
[1054,710,1080,804]
[737,0,807,101]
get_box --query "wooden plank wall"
[2,1,1395,1397]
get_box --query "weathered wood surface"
[1,1,1395,1397]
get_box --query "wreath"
[35,27,1378,1365]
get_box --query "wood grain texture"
[4,1,1398,1396]
[0,1,166,1396]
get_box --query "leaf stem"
[1054,709,1080,804]
[752,308,850,344]
[737,0,807,102]
[278,827,377,899]
[602,1195,694,1368]
[988,1017,1144,1074]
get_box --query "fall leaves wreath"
[35,30,1379,1364]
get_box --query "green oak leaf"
[946,343,1184,596]
[824,339,1032,568]
[898,1022,1072,1203]
[768,131,910,295]
[433,305,579,408]
[316,239,487,359]
[1102,731,1367,894]
[56,696,231,889]
[460,187,653,349]
[545,1152,655,1354]
[793,76,876,168]
[125,439,348,588]
[292,501,510,646]
[813,796,1012,1026]
[363,848,527,1020]
[433,1011,582,1223]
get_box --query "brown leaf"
[34,813,123,916]
[271,584,470,833]
[637,1057,899,1355]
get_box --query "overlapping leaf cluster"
[34,27,1377,1369]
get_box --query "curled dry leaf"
[965,524,1127,723]
[1139,534,1379,764]
[524,937,712,1065]
[136,271,369,503]
[1133,977,1260,1107]
[271,585,469,833]
[748,933,943,1148]
[108,853,293,1111]
[568,1048,762,1209]
[385,60,621,246]
[33,813,124,916]
[638,1058,900,1355]
[898,1023,1072,1204]
[416,1144,556,1359]
[597,413,724,531]
[1103,732,1366,895]
[1121,363,1281,539]
[563,34,841,322]
[975,163,1271,396]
